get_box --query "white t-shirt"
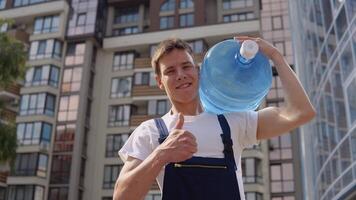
[119,111,258,200]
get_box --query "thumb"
[174,113,184,129]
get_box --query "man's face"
[155,49,199,104]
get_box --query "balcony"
[7,29,30,44]
[0,84,21,102]
[132,85,165,97]
[0,108,17,122]
[130,114,160,127]
[0,172,8,184]
[134,57,151,69]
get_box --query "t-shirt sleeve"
[118,123,153,162]
[238,110,259,149]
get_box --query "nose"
[177,68,187,81]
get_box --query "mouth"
[176,83,192,89]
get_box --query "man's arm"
[114,113,197,200]
[235,36,316,140]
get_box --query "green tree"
[0,18,26,164]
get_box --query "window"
[161,0,175,12]
[272,16,283,30]
[106,134,130,157]
[113,52,134,71]
[29,39,62,60]
[13,153,48,177]
[108,105,130,127]
[17,122,52,146]
[19,93,56,116]
[347,77,356,125]
[266,75,284,103]
[269,134,292,160]
[188,40,205,54]
[148,100,171,115]
[134,72,155,86]
[65,43,85,66]
[76,13,87,26]
[223,12,255,22]
[223,0,253,9]
[54,124,76,152]
[241,158,262,183]
[62,67,82,93]
[245,192,263,200]
[145,193,162,200]
[48,187,68,200]
[273,42,286,56]
[160,16,174,29]
[270,163,294,193]
[0,187,5,200]
[340,43,354,81]
[180,0,194,9]
[0,0,6,9]
[103,165,122,189]
[7,185,44,200]
[58,95,79,122]
[157,100,169,115]
[111,77,132,98]
[33,15,59,34]
[25,65,59,87]
[114,7,139,24]
[13,0,47,7]
[0,23,7,32]
[50,155,72,184]
[179,13,194,27]
[112,26,139,36]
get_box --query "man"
[114,36,316,200]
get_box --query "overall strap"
[217,114,237,171]
[154,118,169,144]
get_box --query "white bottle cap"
[240,40,259,60]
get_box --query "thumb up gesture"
[156,113,197,164]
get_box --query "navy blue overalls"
[154,114,242,200]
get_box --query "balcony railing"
[0,108,17,122]
[132,85,165,96]
[130,114,161,126]
[0,172,8,183]
[0,84,21,96]
[134,57,151,69]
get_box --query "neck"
[170,98,203,116]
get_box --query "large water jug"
[199,39,272,114]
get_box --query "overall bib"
[154,114,242,200]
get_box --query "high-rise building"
[290,0,356,199]
[0,0,303,199]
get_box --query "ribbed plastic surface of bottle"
[199,39,272,114]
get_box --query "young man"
[114,37,316,200]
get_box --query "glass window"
[241,158,262,183]
[13,0,47,7]
[54,124,76,152]
[25,65,59,87]
[113,52,134,71]
[103,165,123,189]
[108,105,131,127]
[272,16,283,30]
[134,72,151,85]
[106,134,130,157]
[13,153,48,177]
[77,13,87,26]
[65,43,85,66]
[347,77,356,124]
[223,0,253,9]
[160,0,175,12]
[157,100,169,115]
[0,0,5,9]
[340,44,355,81]
[270,163,294,193]
[58,95,79,122]
[188,40,205,54]
[112,26,139,36]
[180,0,194,9]
[20,93,55,116]
[16,122,52,146]
[160,16,174,29]
[111,77,132,98]
[345,0,356,21]
[62,67,82,92]
[114,7,139,24]
[321,0,333,32]
[50,155,72,184]
[179,13,194,27]
[29,39,62,60]
[48,187,68,200]
[245,192,263,200]
[335,6,348,40]
[7,185,44,200]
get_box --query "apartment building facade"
[0,0,302,199]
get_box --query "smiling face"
[156,49,200,105]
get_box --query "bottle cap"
[240,40,259,60]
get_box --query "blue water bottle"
[199,39,272,114]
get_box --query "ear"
[155,74,164,90]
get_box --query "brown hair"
[151,38,194,76]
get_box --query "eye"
[165,69,175,75]
[183,65,193,70]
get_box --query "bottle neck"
[235,52,254,69]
